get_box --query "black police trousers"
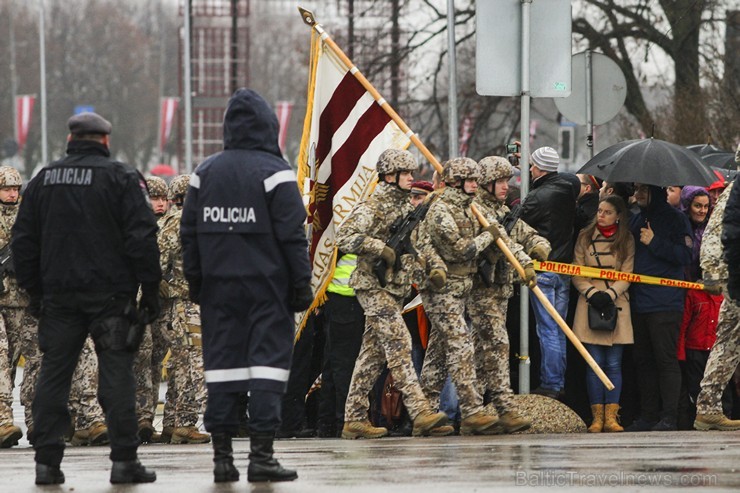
[204,389,282,436]
[33,292,139,467]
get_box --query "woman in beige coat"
[572,195,635,433]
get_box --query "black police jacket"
[520,172,577,263]
[722,175,740,296]
[12,140,161,297]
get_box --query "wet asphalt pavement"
[2,431,739,492]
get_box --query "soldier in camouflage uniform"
[336,149,449,439]
[0,166,26,447]
[67,339,108,446]
[134,176,172,442]
[469,157,549,433]
[414,158,502,435]
[158,175,209,444]
[694,147,740,431]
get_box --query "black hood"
[642,184,668,215]
[223,88,282,157]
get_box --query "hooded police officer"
[181,89,312,483]
[11,112,161,485]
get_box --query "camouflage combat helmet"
[168,174,190,200]
[478,156,513,184]
[0,166,22,188]
[442,157,480,183]
[376,149,418,175]
[146,176,168,198]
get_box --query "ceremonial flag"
[275,101,293,154]
[297,29,410,319]
[159,97,179,153]
[15,95,35,153]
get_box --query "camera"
[505,143,519,154]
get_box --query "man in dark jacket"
[12,112,161,485]
[626,184,692,431]
[520,146,576,398]
[725,170,740,302]
[181,89,312,483]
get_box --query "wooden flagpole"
[298,7,613,391]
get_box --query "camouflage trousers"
[134,298,173,423]
[696,297,740,414]
[0,306,30,424]
[161,299,206,428]
[21,326,105,430]
[344,289,433,423]
[467,294,516,415]
[420,292,484,419]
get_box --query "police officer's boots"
[35,464,65,485]
[247,434,297,482]
[110,459,157,484]
[212,433,240,482]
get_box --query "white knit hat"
[531,146,560,172]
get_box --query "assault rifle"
[373,194,437,287]
[477,204,521,287]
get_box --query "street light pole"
[447,0,458,157]
[39,0,48,167]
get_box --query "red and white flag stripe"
[159,97,179,153]
[275,101,293,154]
[15,95,35,153]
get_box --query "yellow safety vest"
[326,253,357,296]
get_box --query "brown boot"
[460,411,499,436]
[71,421,109,446]
[341,420,388,439]
[588,404,604,433]
[412,411,448,437]
[603,404,623,432]
[0,424,22,448]
[138,419,155,443]
[428,425,455,437]
[694,413,740,431]
[499,411,532,434]
[157,426,174,444]
[171,426,211,444]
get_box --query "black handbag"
[587,241,618,332]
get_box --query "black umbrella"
[702,152,736,170]
[686,143,727,157]
[578,138,717,187]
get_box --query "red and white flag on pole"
[275,101,293,154]
[297,31,410,315]
[159,97,179,153]
[15,95,35,153]
[459,113,474,157]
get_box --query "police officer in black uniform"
[12,112,161,485]
[182,89,312,483]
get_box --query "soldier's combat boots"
[341,420,389,439]
[212,433,240,483]
[412,411,448,436]
[35,463,65,485]
[137,419,155,443]
[588,404,605,433]
[71,421,109,446]
[498,411,532,434]
[110,459,157,484]
[459,411,499,436]
[157,425,174,443]
[0,423,22,448]
[694,413,740,431]
[603,404,624,432]
[247,434,298,482]
[171,425,211,444]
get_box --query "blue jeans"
[584,344,624,405]
[529,272,570,391]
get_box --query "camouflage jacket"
[700,181,733,284]
[159,206,188,299]
[0,203,28,307]
[336,182,423,299]
[472,190,550,300]
[415,187,496,297]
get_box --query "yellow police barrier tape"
[533,260,705,291]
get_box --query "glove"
[429,268,447,290]
[290,285,314,312]
[139,283,161,324]
[159,280,170,298]
[529,244,550,262]
[483,225,502,242]
[28,295,42,319]
[702,279,723,296]
[523,264,537,288]
[380,246,396,266]
[188,278,202,304]
[587,291,613,310]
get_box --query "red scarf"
[597,223,618,238]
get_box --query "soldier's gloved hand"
[587,291,612,310]
[290,285,314,312]
[702,279,723,296]
[380,246,396,266]
[483,225,502,242]
[159,280,170,298]
[429,268,447,290]
[140,283,161,324]
[523,264,537,288]
[529,244,550,262]
[28,295,42,319]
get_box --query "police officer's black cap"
[67,112,112,135]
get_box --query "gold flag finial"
[298,7,316,27]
